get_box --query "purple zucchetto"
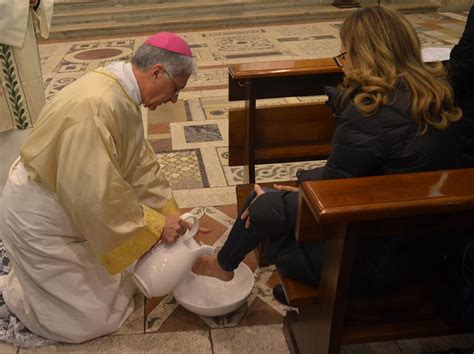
[144,32,192,57]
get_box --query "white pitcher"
[132,213,214,298]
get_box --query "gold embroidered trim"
[101,206,165,275]
[143,205,166,236]
[159,198,180,216]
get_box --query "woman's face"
[339,45,351,75]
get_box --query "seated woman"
[193,6,463,301]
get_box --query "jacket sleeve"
[450,6,474,97]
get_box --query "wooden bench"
[228,58,343,183]
[281,168,474,353]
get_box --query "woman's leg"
[193,191,264,280]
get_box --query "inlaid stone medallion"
[73,48,124,60]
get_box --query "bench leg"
[284,223,356,354]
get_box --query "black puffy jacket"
[297,83,461,182]
[450,5,474,167]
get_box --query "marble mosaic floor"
[6,10,473,353]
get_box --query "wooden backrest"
[228,102,335,166]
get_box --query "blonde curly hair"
[337,6,462,133]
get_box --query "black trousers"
[216,189,441,294]
[217,190,322,286]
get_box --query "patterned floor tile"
[193,213,229,246]
[170,119,228,150]
[148,123,170,135]
[269,22,340,37]
[265,270,282,290]
[20,330,212,353]
[156,305,209,333]
[200,88,228,97]
[184,123,223,143]
[201,100,244,120]
[179,90,203,100]
[145,296,166,316]
[113,293,145,335]
[44,75,80,101]
[223,163,290,186]
[147,100,187,125]
[283,160,327,180]
[211,324,289,354]
[237,297,284,327]
[0,342,16,354]
[156,149,209,190]
[198,147,227,187]
[145,294,179,333]
[149,138,172,153]
[213,204,238,220]
[173,187,236,208]
[185,99,207,121]
[200,28,288,60]
[186,67,228,91]
[284,37,340,58]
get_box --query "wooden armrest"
[296,168,474,243]
[301,168,474,224]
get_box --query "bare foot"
[192,255,234,281]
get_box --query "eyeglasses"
[334,51,347,68]
[163,69,181,97]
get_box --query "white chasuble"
[0,67,179,343]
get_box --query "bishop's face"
[142,65,189,110]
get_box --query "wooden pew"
[282,168,474,353]
[228,58,343,183]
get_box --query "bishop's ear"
[150,64,165,80]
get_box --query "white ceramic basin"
[172,263,254,317]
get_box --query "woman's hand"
[273,184,299,192]
[240,184,265,228]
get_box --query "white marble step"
[46,1,440,40]
[53,0,196,11]
[51,1,319,26]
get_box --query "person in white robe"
[0,0,53,194]
[0,32,205,344]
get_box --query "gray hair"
[131,44,196,77]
